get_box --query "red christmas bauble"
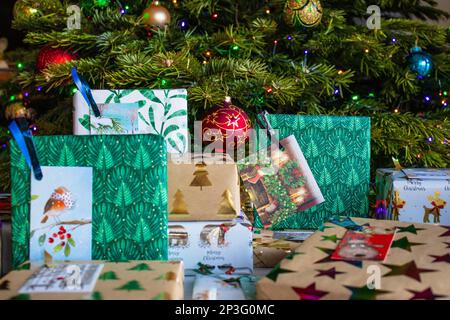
[36,46,78,72]
[202,97,251,151]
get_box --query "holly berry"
[61,241,65,246]
[59,235,65,240]
[67,234,72,239]
[48,238,54,244]
[53,233,57,237]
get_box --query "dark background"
[0,0,23,50]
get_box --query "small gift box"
[168,218,253,274]
[0,260,184,300]
[168,153,241,221]
[73,87,188,154]
[375,168,450,225]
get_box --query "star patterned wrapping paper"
[257,217,450,300]
[0,260,184,300]
[10,135,168,268]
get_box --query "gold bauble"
[13,0,63,20]
[5,102,31,120]
[142,2,171,28]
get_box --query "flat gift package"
[168,218,253,274]
[239,135,324,228]
[10,135,168,268]
[375,168,449,224]
[257,217,450,300]
[168,153,241,221]
[0,260,184,300]
[257,115,370,229]
[73,89,188,154]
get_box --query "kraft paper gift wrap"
[257,115,370,230]
[168,219,253,274]
[0,260,184,300]
[10,135,168,268]
[168,153,241,221]
[256,217,450,300]
[375,168,450,225]
[73,89,188,154]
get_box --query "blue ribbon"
[71,67,100,117]
[8,119,43,180]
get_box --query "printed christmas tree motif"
[0,280,10,290]
[189,162,212,190]
[90,292,103,300]
[115,280,144,291]
[170,189,189,215]
[99,270,120,280]
[217,189,236,215]
[128,263,153,271]
[155,271,177,281]
[10,294,30,300]
[152,292,171,300]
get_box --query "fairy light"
[391,38,397,43]
[17,62,24,70]
[368,92,375,98]
[394,108,399,113]
[9,95,15,102]
[71,87,78,94]
[286,35,293,41]
[265,9,271,14]
[364,48,369,53]
[352,95,359,101]
[424,96,431,102]
[337,70,344,75]
[211,13,219,20]
[426,136,433,143]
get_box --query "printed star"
[430,253,450,264]
[315,267,344,279]
[391,236,424,252]
[321,234,339,243]
[292,283,328,300]
[315,247,363,268]
[408,287,445,300]
[345,285,390,300]
[383,261,436,282]
[265,264,295,282]
[439,226,450,238]
[396,224,424,235]
[444,242,450,249]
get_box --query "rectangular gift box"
[10,134,168,268]
[258,115,371,230]
[168,218,253,274]
[0,218,11,277]
[0,260,184,300]
[73,89,188,154]
[375,168,450,224]
[168,153,241,221]
[256,217,450,300]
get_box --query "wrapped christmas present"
[72,68,188,154]
[168,217,252,274]
[0,260,183,300]
[252,230,303,268]
[168,153,241,221]
[257,217,450,300]
[239,134,324,228]
[375,168,449,225]
[10,134,168,268]
[0,218,11,277]
[255,114,370,229]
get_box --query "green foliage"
[0,0,449,192]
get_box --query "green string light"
[368,92,375,98]
[352,95,359,101]
[17,62,24,70]
[9,95,16,102]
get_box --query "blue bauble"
[407,46,433,78]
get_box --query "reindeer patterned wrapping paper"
[168,219,253,274]
[257,217,450,300]
[374,169,449,225]
[0,260,184,300]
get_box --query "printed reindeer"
[423,192,447,224]
[391,191,406,221]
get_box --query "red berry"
[59,226,64,231]
[53,233,57,237]
[48,238,54,243]
[58,231,63,235]
[67,234,71,239]
[61,241,65,246]
[59,235,65,240]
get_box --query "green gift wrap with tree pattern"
[10,134,168,268]
[257,115,371,230]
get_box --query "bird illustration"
[40,187,75,224]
